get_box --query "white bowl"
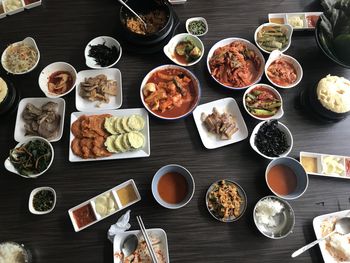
[185,17,208,37]
[249,120,293,160]
[4,136,54,178]
[265,50,303,89]
[254,23,293,54]
[1,37,40,75]
[163,33,204,67]
[140,64,201,120]
[243,83,284,121]
[84,36,122,69]
[38,62,77,98]
[28,187,56,215]
[207,38,265,90]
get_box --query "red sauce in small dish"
[346,158,350,177]
[73,203,96,229]
[306,15,320,28]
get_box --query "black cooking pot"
[0,79,18,116]
[307,83,349,121]
[119,0,174,45]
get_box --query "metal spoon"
[117,0,147,29]
[121,234,138,258]
[291,217,350,258]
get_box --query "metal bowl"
[253,195,295,239]
[205,179,247,222]
[0,241,32,262]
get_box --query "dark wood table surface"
[1,0,350,262]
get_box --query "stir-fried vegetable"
[9,140,52,177]
[257,25,289,52]
[88,42,119,67]
[188,20,206,35]
[175,38,202,63]
[245,87,281,117]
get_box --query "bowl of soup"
[265,157,309,200]
[151,164,195,209]
[140,64,201,120]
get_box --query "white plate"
[75,69,123,111]
[69,108,150,162]
[113,228,169,263]
[14,97,65,142]
[313,209,350,263]
[192,97,248,149]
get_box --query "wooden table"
[0,0,349,262]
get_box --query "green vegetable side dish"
[33,190,55,212]
[245,86,281,118]
[88,42,119,67]
[188,20,206,35]
[175,38,202,63]
[9,140,52,177]
[257,25,289,52]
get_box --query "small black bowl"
[119,0,174,45]
[306,83,349,121]
[315,17,350,69]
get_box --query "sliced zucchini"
[114,117,126,134]
[127,131,145,149]
[104,117,118,134]
[121,133,132,151]
[114,134,127,152]
[127,115,145,131]
[104,135,119,153]
[122,116,132,132]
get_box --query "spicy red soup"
[143,68,198,118]
[157,172,188,204]
[267,164,297,196]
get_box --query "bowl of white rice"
[253,195,295,239]
[0,241,32,263]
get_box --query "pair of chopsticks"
[136,215,158,263]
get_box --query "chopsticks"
[136,215,158,263]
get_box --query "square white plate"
[75,68,122,111]
[192,97,248,149]
[113,228,169,263]
[69,108,150,162]
[14,97,66,142]
[313,209,350,263]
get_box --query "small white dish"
[207,38,265,90]
[113,228,170,263]
[14,97,65,142]
[254,23,293,54]
[243,83,284,121]
[249,120,293,160]
[4,136,54,178]
[1,37,40,75]
[84,36,122,69]
[265,50,303,89]
[38,62,77,98]
[3,0,24,15]
[192,97,249,149]
[28,187,56,215]
[185,17,208,37]
[75,68,123,111]
[313,209,350,263]
[163,33,204,67]
[69,108,150,162]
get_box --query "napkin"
[107,210,131,243]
